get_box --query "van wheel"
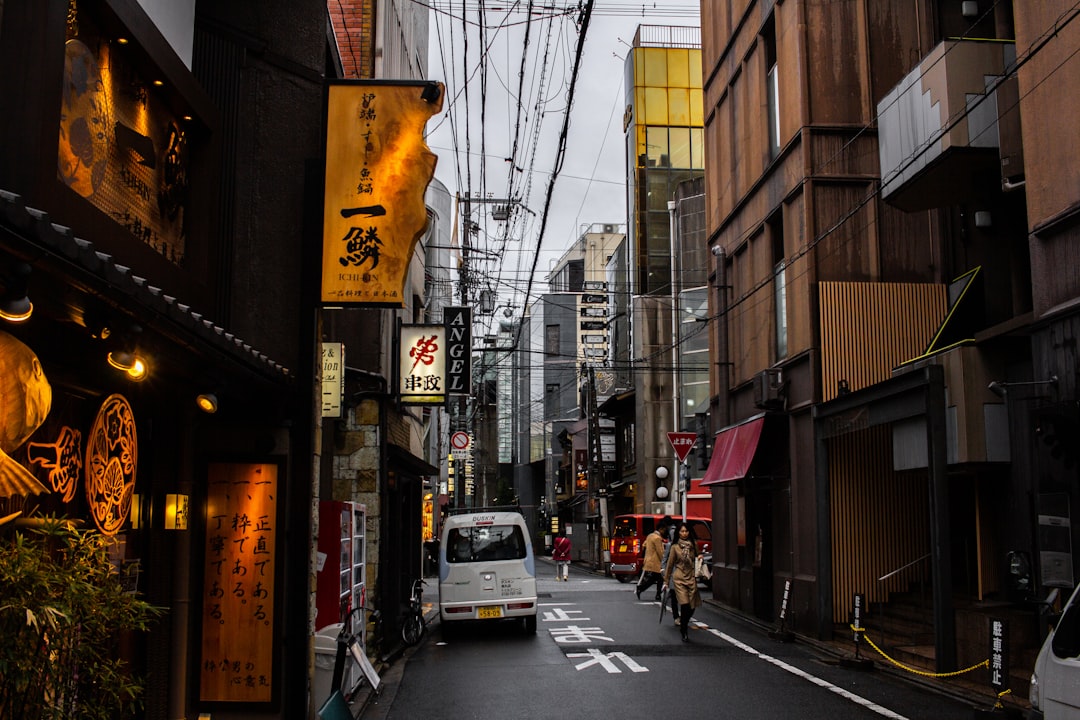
[523,615,537,634]
[615,575,632,584]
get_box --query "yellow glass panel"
[668,88,690,126]
[635,86,647,126]
[635,124,649,166]
[646,126,667,167]
[634,48,646,87]
[643,48,668,87]
[667,49,690,88]
[689,49,703,89]
[669,127,691,168]
[690,87,704,126]
[644,87,668,125]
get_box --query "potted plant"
[0,516,161,720]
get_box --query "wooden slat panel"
[820,281,947,402]
[829,427,930,623]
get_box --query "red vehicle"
[608,514,711,583]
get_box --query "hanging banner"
[321,81,444,307]
[398,323,447,405]
[444,306,472,395]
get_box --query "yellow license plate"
[477,606,502,619]
[618,544,627,552]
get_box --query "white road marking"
[713,630,909,720]
[566,648,649,673]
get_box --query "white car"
[1030,583,1080,719]
[438,509,538,634]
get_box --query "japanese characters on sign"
[321,81,444,306]
[57,6,189,265]
[200,463,278,704]
[989,618,1008,691]
[398,323,447,405]
[321,342,344,418]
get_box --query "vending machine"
[315,501,367,631]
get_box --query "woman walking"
[553,528,572,581]
[662,522,701,641]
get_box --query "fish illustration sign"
[321,80,444,307]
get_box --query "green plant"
[0,516,162,720]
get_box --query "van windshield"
[447,525,527,563]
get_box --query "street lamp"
[655,465,669,500]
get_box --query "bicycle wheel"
[401,610,425,646]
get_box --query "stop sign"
[667,432,697,463]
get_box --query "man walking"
[635,516,671,600]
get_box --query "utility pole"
[586,364,603,570]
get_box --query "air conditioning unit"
[753,368,785,410]
[603,224,616,233]
[651,501,674,515]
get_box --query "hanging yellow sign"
[321,81,444,307]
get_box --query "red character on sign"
[409,335,439,372]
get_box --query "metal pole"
[667,199,681,513]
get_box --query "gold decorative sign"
[321,81,443,306]
[28,426,84,503]
[84,394,137,536]
[0,331,51,501]
[398,323,447,405]
[200,462,278,704]
[57,5,189,264]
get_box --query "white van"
[438,509,538,634]
[1030,583,1080,719]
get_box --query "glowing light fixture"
[106,324,148,381]
[130,493,142,529]
[0,262,33,323]
[195,392,219,414]
[164,493,189,530]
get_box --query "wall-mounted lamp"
[107,324,148,381]
[420,82,442,104]
[164,493,189,530]
[195,392,219,414]
[0,262,33,323]
[130,492,142,529]
[988,375,1058,399]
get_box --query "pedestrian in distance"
[635,515,672,600]
[663,521,702,642]
[660,522,679,623]
[553,528,571,581]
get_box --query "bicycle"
[401,578,426,646]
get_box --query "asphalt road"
[362,559,991,720]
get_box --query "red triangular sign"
[667,432,697,463]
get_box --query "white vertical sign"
[322,342,344,417]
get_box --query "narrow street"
[360,559,999,720]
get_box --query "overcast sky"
[426,1,699,323]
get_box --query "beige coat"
[641,530,665,573]
[663,538,702,609]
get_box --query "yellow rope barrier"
[848,625,991,678]
[995,689,1012,709]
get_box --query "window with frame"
[769,210,787,360]
[545,324,560,357]
[764,15,780,159]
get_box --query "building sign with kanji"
[199,462,279,704]
[398,323,447,405]
[321,81,444,306]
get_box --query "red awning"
[700,416,765,486]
